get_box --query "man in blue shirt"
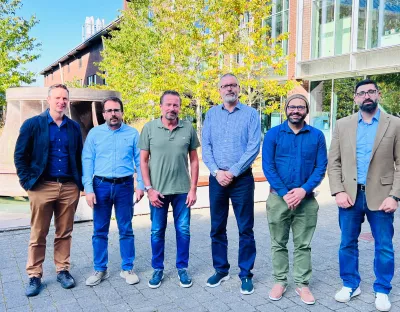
[202,73,261,295]
[262,94,327,305]
[329,80,400,312]
[14,84,83,297]
[82,97,144,286]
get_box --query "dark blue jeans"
[339,190,394,294]
[92,176,135,272]
[150,193,190,270]
[209,171,256,278]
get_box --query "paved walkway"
[1,179,400,311]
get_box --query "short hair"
[48,84,69,97]
[101,96,124,112]
[354,79,379,94]
[160,90,181,105]
[218,73,239,88]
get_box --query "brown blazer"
[328,111,400,211]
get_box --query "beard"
[287,113,306,124]
[165,112,178,120]
[223,93,238,103]
[359,99,378,113]
[107,117,122,127]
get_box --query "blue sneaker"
[178,269,193,288]
[240,277,254,295]
[206,271,230,287]
[148,269,164,289]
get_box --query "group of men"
[14,74,400,312]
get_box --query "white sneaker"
[120,270,140,285]
[334,286,361,303]
[375,293,391,311]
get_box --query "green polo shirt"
[139,118,200,195]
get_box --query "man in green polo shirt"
[139,90,200,289]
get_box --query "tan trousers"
[26,181,80,277]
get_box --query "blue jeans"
[339,190,394,294]
[209,170,256,278]
[150,193,190,270]
[92,176,135,271]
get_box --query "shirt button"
[58,139,61,141]
[58,149,61,151]
[59,159,61,162]
[58,170,61,172]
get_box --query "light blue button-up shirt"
[202,102,261,177]
[356,109,380,185]
[82,123,144,193]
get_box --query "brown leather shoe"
[269,284,287,301]
[295,286,316,305]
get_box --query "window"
[78,57,82,68]
[264,0,289,55]
[312,0,352,58]
[67,63,70,73]
[87,74,98,86]
[358,0,400,50]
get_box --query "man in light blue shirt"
[82,97,144,286]
[202,73,260,295]
[356,109,380,185]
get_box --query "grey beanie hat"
[285,94,310,113]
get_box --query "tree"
[0,0,40,108]
[98,0,297,129]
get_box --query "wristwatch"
[390,195,400,202]
[211,169,219,177]
[144,185,153,192]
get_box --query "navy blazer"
[14,111,83,191]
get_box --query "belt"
[270,187,315,197]
[357,184,366,191]
[94,175,132,184]
[42,177,74,184]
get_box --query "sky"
[18,0,124,86]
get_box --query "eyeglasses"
[103,109,122,114]
[220,83,238,89]
[287,105,307,111]
[355,89,378,97]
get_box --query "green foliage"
[0,0,41,107]
[98,0,297,125]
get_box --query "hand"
[378,197,398,213]
[185,189,197,207]
[148,188,164,208]
[86,192,96,209]
[283,194,295,209]
[285,188,307,209]
[135,189,144,203]
[216,170,233,187]
[335,192,354,208]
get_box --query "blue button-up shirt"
[356,109,380,185]
[202,102,261,176]
[262,121,327,197]
[44,109,71,178]
[82,123,144,193]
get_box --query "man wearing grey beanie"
[262,94,327,305]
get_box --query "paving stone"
[0,180,399,312]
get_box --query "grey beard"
[224,94,237,103]
[359,101,378,113]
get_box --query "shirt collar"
[46,109,66,126]
[157,117,183,129]
[280,120,310,133]
[221,102,242,111]
[358,109,380,124]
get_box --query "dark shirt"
[262,121,328,197]
[44,109,71,178]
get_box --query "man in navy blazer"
[14,84,83,297]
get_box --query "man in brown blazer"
[328,79,400,312]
